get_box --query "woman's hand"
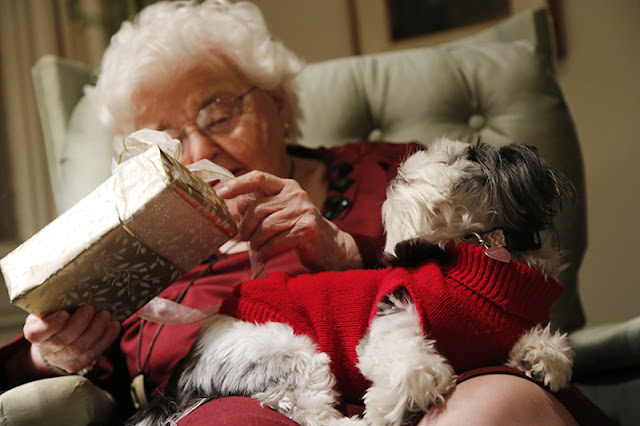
[23,305,120,375]
[216,171,363,272]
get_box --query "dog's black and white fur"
[129,138,575,426]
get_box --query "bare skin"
[216,170,362,272]
[9,306,120,381]
[419,374,578,426]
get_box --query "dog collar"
[465,229,541,251]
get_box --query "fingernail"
[215,184,229,196]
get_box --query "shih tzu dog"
[130,138,575,426]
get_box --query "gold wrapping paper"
[1,145,236,321]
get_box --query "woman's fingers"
[217,171,285,225]
[250,205,318,250]
[217,170,363,271]
[23,311,70,343]
[245,200,361,271]
[91,318,121,357]
[238,190,313,244]
[25,306,120,373]
[54,313,120,373]
[255,213,360,271]
[45,305,95,349]
[216,170,286,200]
[55,310,114,359]
[221,173,312,242]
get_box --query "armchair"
[2,7,636,426]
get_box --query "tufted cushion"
[297,40,564,147]
[295,9,586,332]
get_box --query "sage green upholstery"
[18,8,637,425]
[0,376,115,426]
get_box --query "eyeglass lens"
[164,87,255,139]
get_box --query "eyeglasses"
[161,86,257,140]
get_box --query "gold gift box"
[1,145,237,321]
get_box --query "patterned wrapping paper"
[0,145,237,322]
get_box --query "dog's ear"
[468,143,575,233]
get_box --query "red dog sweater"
[219,243,564,404]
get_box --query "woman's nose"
[179,126,221,165]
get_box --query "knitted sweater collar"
[408,243,564,324]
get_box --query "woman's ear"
[267,86,293,130]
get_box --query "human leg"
[417,373,578,426]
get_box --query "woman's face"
[132,56,292,178]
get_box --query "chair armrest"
[570,316,640,377]
[0,376,115,426]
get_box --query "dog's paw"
[359,301,456,425]
[361,349,456,426]
[413,360,457,408]
[506,324,574,391]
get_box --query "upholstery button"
[468,114,487,130]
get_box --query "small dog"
[130,138,575,426]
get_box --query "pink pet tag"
[485,246,511,263]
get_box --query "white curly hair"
[96,0,304,142]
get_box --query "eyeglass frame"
[160,86,257,140]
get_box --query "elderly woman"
[0,1,609,425]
